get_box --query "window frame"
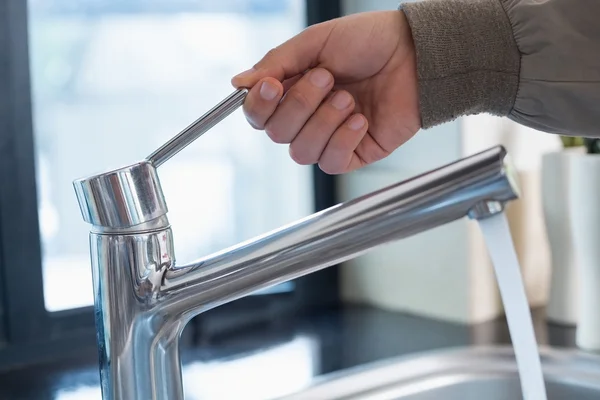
[0,0,342,371]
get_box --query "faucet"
[73,88,520,400]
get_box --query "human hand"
[231,10,420,174]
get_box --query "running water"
[478,212,548,400]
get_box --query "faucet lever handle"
[146,88,248,167]
[73,88,248,229]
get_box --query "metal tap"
[73,88,520,400]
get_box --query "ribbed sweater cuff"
[400,0,520,128]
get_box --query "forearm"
[401,0,600,137]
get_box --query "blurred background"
[28,0,313,312]
[0,0,591,399]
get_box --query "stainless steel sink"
[277,346,600,400]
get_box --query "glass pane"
[27,0,313,312]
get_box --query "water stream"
[478,212,548,400]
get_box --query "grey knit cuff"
[400,0,520,129]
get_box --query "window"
[27,0,312,312]
[0,0,341,371]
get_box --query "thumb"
[231,22,332,89]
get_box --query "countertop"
[0,304,577,400]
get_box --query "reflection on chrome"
[55,335,318,400]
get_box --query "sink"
[277,346,600,400]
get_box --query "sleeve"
[400,0,600,137]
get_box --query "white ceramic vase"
[541,150,580,326]
[568,153,600,350]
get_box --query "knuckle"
[332,90,355,110]
[289,145,316,165]
[243,102,265,130]
[259,47,280,67]
[265,124,289,144]
[325,110,348,126]
[318,159,343,175]
[265,47,279,59]
[285,88,312,111]
[359,147,389,165]
[244,115,262,130]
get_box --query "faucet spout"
[159,145,519,318]
[73,144,519,400]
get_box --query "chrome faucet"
[73,88,520,400]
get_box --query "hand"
[231,10,420,174]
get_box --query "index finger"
[231,22,333,89]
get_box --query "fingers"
[242,68,334,140]
[242,66,368,174]
[231,22,332,88]
[264,68,334,143]
[289,90,355,165]
[318,114,369,175]
[242,77,284,129]
[282,74,303,92]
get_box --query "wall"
[337,117,495,323]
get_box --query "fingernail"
[310,69,332,88]
[331,91,352,110]
[233,67,256,80]
[348,115,365,130]
[260,81,279,101]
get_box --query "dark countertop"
[0,304,577,400]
